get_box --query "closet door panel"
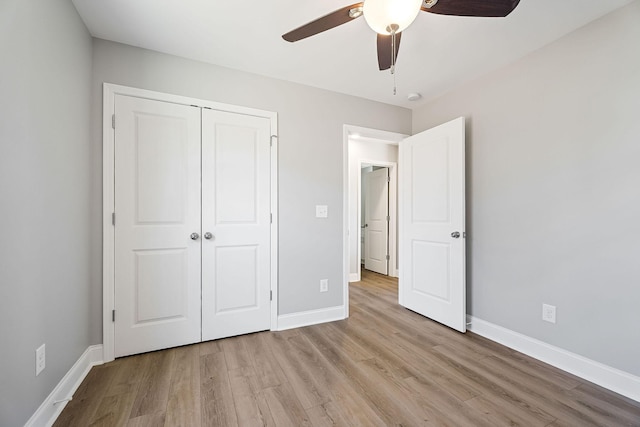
[201,110,271,341]
[114,95,202,357]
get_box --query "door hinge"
[387,176,391,182]
[386,254,390,260]
[463,231,467,238]
[270,290,273,301]
[270,135,277,147]
[112,310,115,322]
[386,215,390,222]
[270,213,273,223]
[112,212,115,226]
[112,114,115,129]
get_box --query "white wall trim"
[269,116,279,333]
[349,273,360,282]
[102,84,115,363]
[344,125,407,144]
[277,306,345,331]
[467,315,640,403]
[25,345,104,427]
[342,127,350,318]
[103,83,279,362]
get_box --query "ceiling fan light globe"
[363,0,423,34]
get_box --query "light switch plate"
[316,205,328,218]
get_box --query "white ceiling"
[71,0,634,109]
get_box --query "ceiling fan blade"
[421,0,520,17]
[282,3,364,42]
[377,32,402,71]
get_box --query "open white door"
[399,117,466,332]
[364,167,389,275]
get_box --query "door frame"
[343,124,407,318]
[102,83,279,362]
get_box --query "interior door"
[201,109,272,341]
[114,95,202,357]
[399,117,466,332]
[364,167,389,275]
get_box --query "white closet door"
[114,95,202,357]
[201,109,272,341]
[364,167,389,275]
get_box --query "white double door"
[114,95,272,358]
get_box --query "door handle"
[364,224,368,228]
[204,232,214,240]
[451,231,460,239]
[190,232,200,240]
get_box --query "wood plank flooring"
[55,270,640,426]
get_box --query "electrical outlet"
[36,344,46,376]
[320,279,329,292]
[542,304,556,324]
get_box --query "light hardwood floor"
[55,270,640,426]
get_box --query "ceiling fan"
[283,0,521,72]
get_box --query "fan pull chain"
[393,72,397,95]
[391,29,397,95]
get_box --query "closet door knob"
[204,232,214,240]
[190,232,200,240]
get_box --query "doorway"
[343,125,405,317]
[346,127,402,283]
[343,119,466,332]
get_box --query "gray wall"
[412,1,640,376]
[90,39,411,322]
[0,0,93,425]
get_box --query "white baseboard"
[467,316,640,403]
[350,271,399,281]
[25,345,104,427]
[278,306,346,331]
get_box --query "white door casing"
[364,167,389,275]
[114,95,202,357]
[399,117,466,332]
[201,109,272,341]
